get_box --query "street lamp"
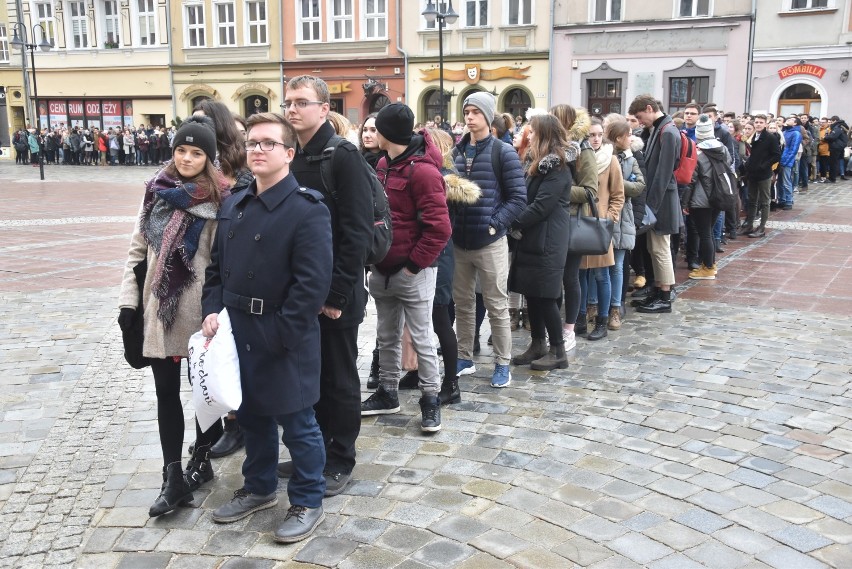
[422,1,458,122]
[11,23,53,181]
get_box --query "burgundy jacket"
[374,130,451,275]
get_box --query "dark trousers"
[818,155,830,178]
[527,296,563,346]
[238,405,325,507]
[828,149,843,182]
[560,253,583,324]
[687,208,717,269]
[313,325,361,475]
[433,304,457,382]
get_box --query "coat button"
[255,234,261,241]
[228,230,234,238]
[246,344,251,351]
[247,271,254,279]
[238,211,243,219]
[225,269,230,277]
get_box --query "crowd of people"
[111,77,852,545]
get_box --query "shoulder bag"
[566,189,615,255]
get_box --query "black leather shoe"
[631,285,652,298]
[209,419,244,458]
[747,229,766,238]
[631,289,659,308]
[636,298,672,314]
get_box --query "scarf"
[140,166,228,329]
[565,140,582,163]
[595,143,614,175]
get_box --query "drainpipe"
[166,2,176,122]
[279,3,286,102]
[396,1,409,104]
[548,0,555,108]
[14,0,33,127]
[745,0,757,112]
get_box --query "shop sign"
[420,65,531,83]
[328,82,351,94]
[778,64,826,79]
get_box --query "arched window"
[503,88,532,120]
[369,94,391,114]
[243,95,269,117]
[191,95,212,110]
[424,89,444,123]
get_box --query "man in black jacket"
[824,116,849,183]
[277,75,374,497]
[741,114,781,238]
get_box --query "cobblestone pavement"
[0,161,851,569]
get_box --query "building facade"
[552,0,754,117]
[402,0,550,125]
[750,0,852,118]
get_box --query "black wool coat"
[508,156,573,300]
[202,173,333,417]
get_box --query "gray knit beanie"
[463,92,496,126]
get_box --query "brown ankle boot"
[607,307,622,330]
[509,308,521,331]
[586,304,598,329]
[512,338,548,366]
[530,344,568,371]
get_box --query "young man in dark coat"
[277,75,374,496]
[201,112,333,543]
[824,116,849,182]
[740,114,781,238]
[628,95,681,314]
[359,103,451,431]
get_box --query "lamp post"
[422,1,458,122]
[11,23,53,181]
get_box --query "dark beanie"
[172,115,217,161]
[375,103,415,146]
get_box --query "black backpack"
[316,135,393,266]
[705,151,737,211]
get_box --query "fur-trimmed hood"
[630,135,645,154]
[537,153,562,174]
[567,108,592,142]
[444,173,481,205]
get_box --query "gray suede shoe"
[212,488,278,523]
[274,505,325,543]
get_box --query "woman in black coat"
[508,114,574,371]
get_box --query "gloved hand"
[118,308,136,332]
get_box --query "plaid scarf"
[140,167,228,329]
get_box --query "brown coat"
[118,201,217,359]
[580,155,625,269]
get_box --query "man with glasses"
[276,75,374,497]
[681,103,700,141]
[202,112,333,543]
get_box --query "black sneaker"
[323,471,352,496]
[419,394,442,432]
[360,386,400,416]
[398,370,419,390]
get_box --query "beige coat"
[118,202,217,359]
[580,155,625,269]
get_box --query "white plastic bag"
[188,308,242,431]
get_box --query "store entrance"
[778,83,821,117]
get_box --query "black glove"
[118,308,136,332]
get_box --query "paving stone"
[687,490,743,514]
[553,535,613,565]
[335,517,391,544]
[114,552,173,569]
[468,528,531,559]
[219,558,276,568]
[410,537,476,566]
[163,555,223,569]
[684,540,752,569]
[82,527,123,553]
[760,499,825,524]
[154,529,211,554]
[429,514,490,542]
[728,468,778,489]
[648,553,709,569]
[724,507,790,533]
[806,517,852,544]
[807,495,852,519]
[714,526,779,555]
[337,545,406,569]
[756,545,831,569]
[509,518,574,549]
[769,525,834,553]
[622,511,666,532]
[113,528,167,552]
[675,508,734,534]
[570,514,629,541]
[375,525,435,555]
[506,547,571,569]
[293,536,358,566]
[811,543,852,569]
[200,530,261,556]
[607,532,674,564]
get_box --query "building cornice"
[753,45,852,61]
[554,14,750,32]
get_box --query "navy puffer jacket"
[452,133,527,250]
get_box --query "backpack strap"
[305,134,344,203]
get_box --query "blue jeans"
[580,266,612,316]
[798,156,810,187]
[237,405,326,507]
[778,165,794,206]
[790,158,800,190]
[713,212,723,241]
[608,249,627,308]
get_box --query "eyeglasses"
[245,140,290,152]
[280,100,325,110]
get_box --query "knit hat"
[375,103,415,146]
[463,92,496,126]
[172,115,217,161]
[695,114,715,141]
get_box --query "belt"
[223,290,279,315]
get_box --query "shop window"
[669,76,709,113]
[424,89,445,123]
[246,0,268,44]
[33,1,57,45]
[678,0,710,17]
[68,1,90,48]
[331,0,353,40]
[136,0,157,46]
[587,79,622,117]
[503,88,531,119]
[102,0,120,46]
[593,0,621,22]
[186,3,206,47]
[364,0,386,39]
[298,0,321,42]
[244,95,269,117]
[0,24,9,62]
[507,0,531,25]
[790,0,829,9]
[464,0,488,27]
[215,1,236,46]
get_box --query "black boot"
[512,338,548,366]
[631,288,660,308]
[209,416,244,458]
[149,461,193,517]
[574,314,588,335]
[185,444,214,491]
[367,348,380,389]
[530,343,568,371]
[438,376,461,405]
[587,316,609,341]
[636,289,672,313]
[714,239,725,253]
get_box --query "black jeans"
[828,149,843,182]
[687,208,717,269]
[433,304,457,382]
[527,296,563,346]
[313,324,361,475]
[560,253,583,325]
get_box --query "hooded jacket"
[825,121,849,152]
[686,140,730,210]
[452,133,527,250]
[781,126,802,168]
[565,108,600,213]
[614,136,646,250]
[375,130,452,275]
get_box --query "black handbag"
[122,260,152,369]
[636,204,657,235]
[566,189,615,255]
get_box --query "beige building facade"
[403,0,551,125]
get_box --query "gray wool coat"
[643,115,684,235]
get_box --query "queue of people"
[116,80,851,545]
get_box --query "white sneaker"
[563,330,576,352]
